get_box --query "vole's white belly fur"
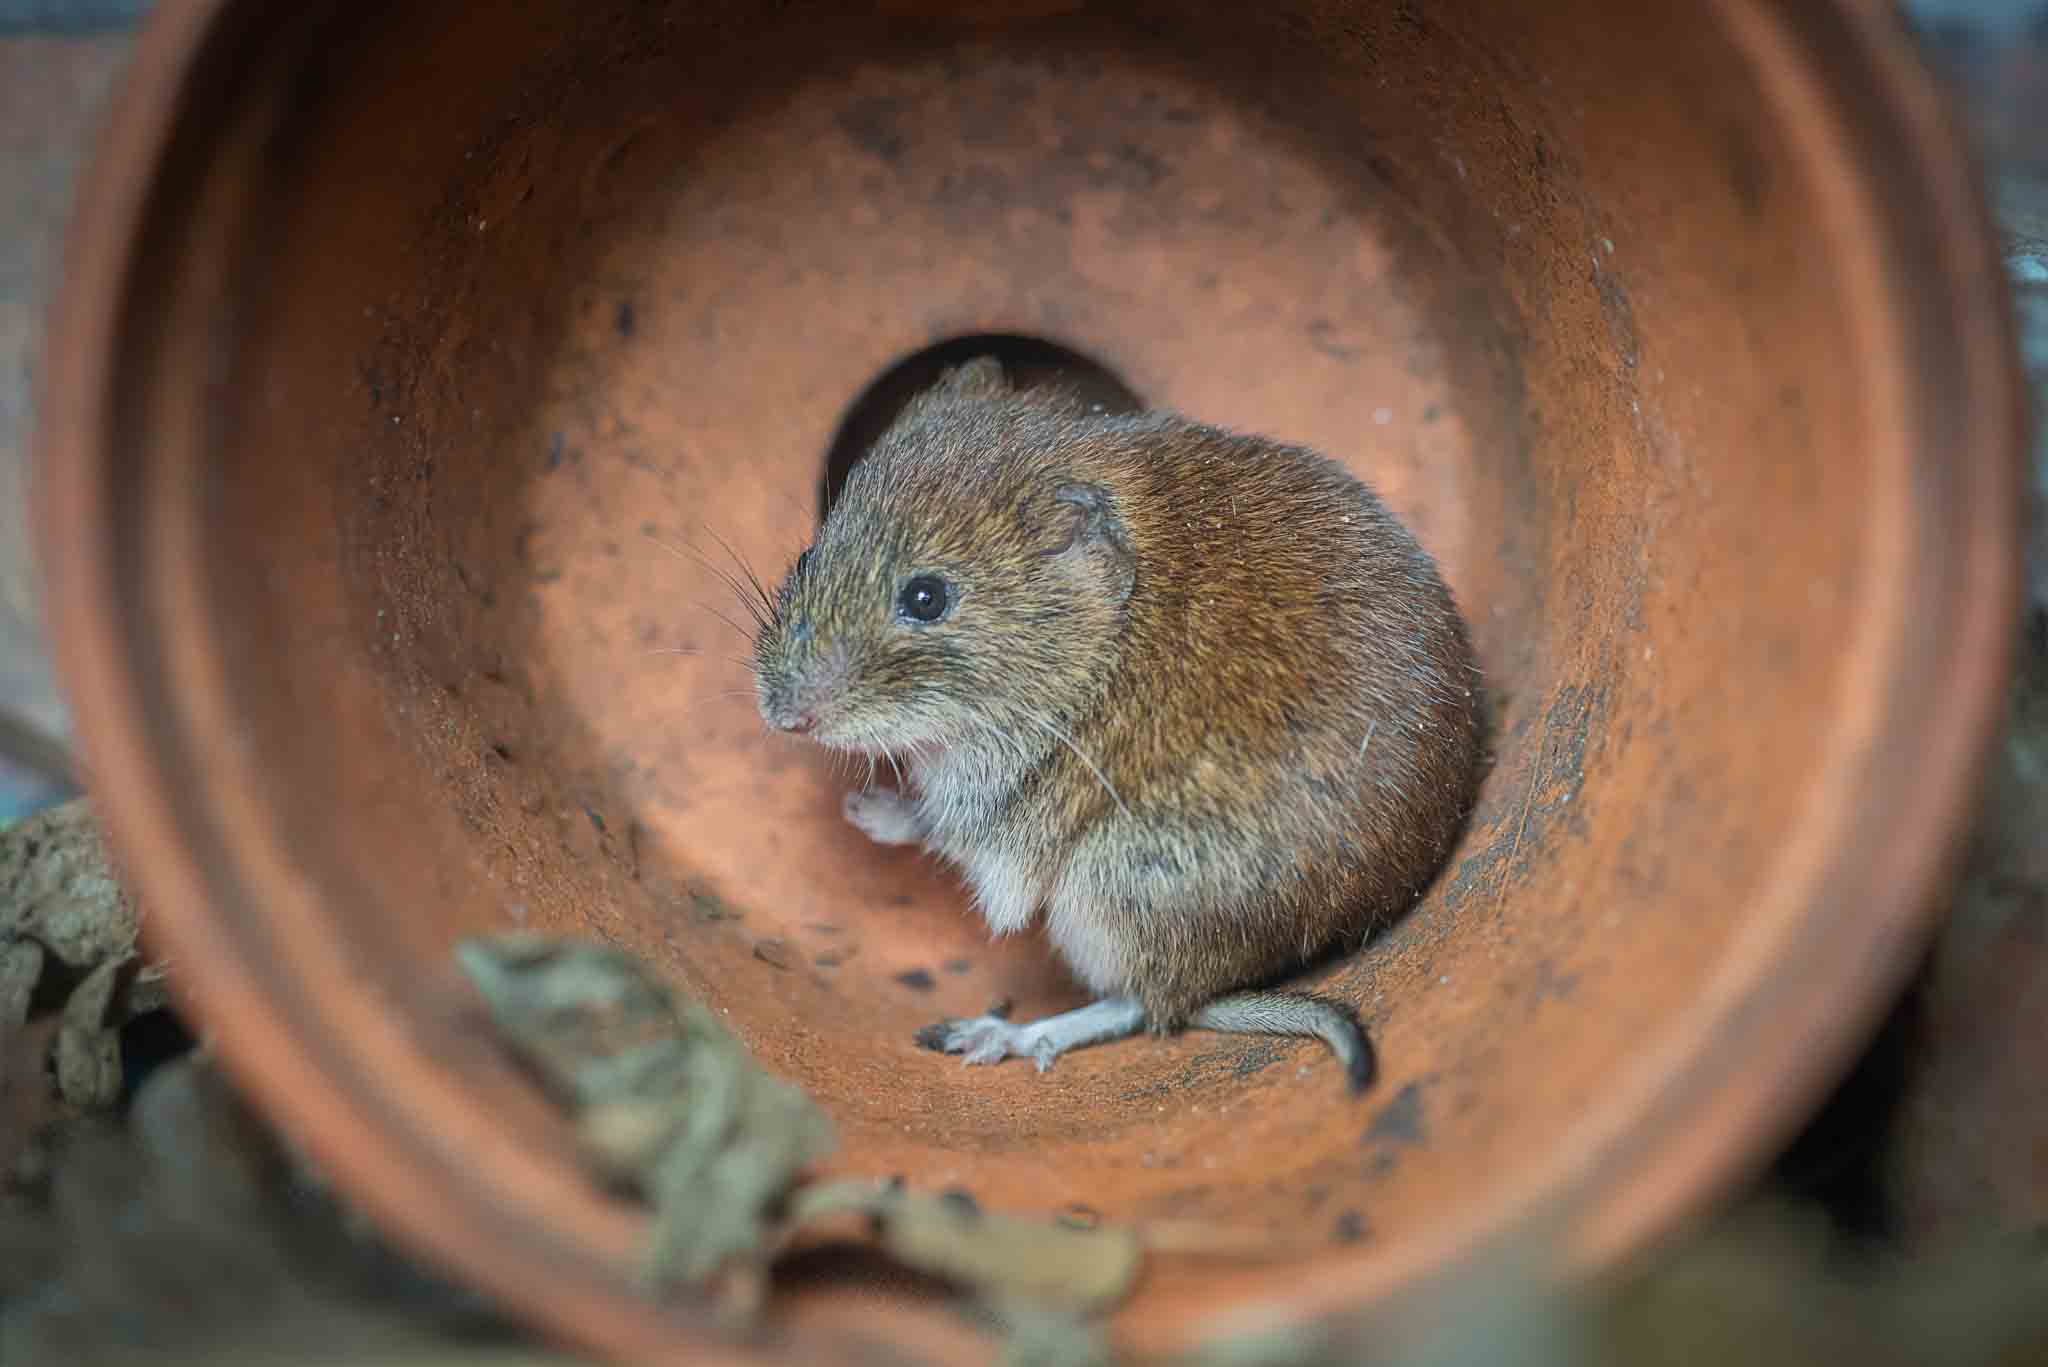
[955,844,1042,937]
[946,835,1131,995]
[1040,892,1131,996]
[961,856,1136,998]
[913,753,1136,993]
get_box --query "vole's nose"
[762,696,818,734]
[766,640,847,737]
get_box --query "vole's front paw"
[843,788,926,846]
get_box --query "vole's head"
[752,358,1137,756]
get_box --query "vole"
[751,357,1482,1092]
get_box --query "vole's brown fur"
[752,357,1482,1091]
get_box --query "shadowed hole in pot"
[819,334,1145,521]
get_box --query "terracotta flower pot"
[36,0,2023,1360]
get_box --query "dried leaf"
[52,1027,119,1110]
[456,934,832,1291]
[577,1099,681,1175]
[0,799,140,970]
[62,955,126,1030]
[0,1014,60,1181]
[788,1179,1143,1317]
[0,939,43,1029]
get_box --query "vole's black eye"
[897,574,950,624]
[793,547,813,577]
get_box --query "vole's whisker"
[657,688,760,724]
[644,530,690,562]
[644,639,757,674]
[991,714,1033,768]
[706,538,774,627]
[972,720,1019,770]
[692,603,754,641]
[772,485,814,530]
[1011,706,1132,819]
[649,530,771,630]
[699,523,779,628]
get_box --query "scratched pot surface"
[44,0,2017,1358]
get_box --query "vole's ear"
[1050,482,1135,606]
[932,356,1010,401]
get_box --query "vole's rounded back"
[753,358,1482,1084]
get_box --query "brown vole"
[751,357,1482,1092]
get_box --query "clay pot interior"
[52,0,2015,1359]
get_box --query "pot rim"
[32,0,2023,1360]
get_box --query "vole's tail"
[1193,991,1376,1094]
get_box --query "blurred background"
[0,1,2043,1362]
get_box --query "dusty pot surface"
[37,0,2022,1360]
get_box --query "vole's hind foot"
[915,1012,1041,1068]
[843,787,926,846]
[915,996,1147,1074]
